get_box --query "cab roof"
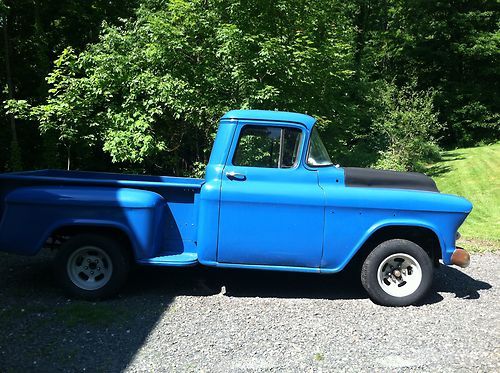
[222,110,317,130]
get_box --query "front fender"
[321,208,467,272]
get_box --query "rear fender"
[0,186,165,259]
[39,219,139,258]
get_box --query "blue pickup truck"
[0,110,472,306]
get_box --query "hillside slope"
[428,142,500,252]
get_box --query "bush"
[373,82,443,172]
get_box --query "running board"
[138,252,198,267]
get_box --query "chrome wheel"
[66,246,113,291]
[377,253,422,298]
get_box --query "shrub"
[373,82,443,172]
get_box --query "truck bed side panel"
[0,171,202,260]
[0,186,167,258]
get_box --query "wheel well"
[46,225,134,260]
[349,225,442,270]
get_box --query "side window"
[233,125,302,168]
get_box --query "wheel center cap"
[393,269,401,278]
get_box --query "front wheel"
[361,239,433,306]
[54,234,130,300]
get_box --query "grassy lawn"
[427,142,500,252]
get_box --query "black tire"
[361,239,433,307]
[54,233,130,300]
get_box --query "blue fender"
[321,210,468,272]
[0,186,166,259]
[323,219,443,273]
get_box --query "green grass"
[427,142,500,252]
[0,302,130,329]
[314,353,325,362]
[54,302,129,327]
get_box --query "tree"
[3,0,498,174]
[1,1,21,170]
[364,0,499,146]
[9,0,358,175]
[0,0,137,171]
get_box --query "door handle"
[226,171,247,181]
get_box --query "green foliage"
[314,352,325,362]
[365,0,499,147]
[8,0,356,174]
[234,130,278,168]
[0,0,138,171]
[0,1,7,17]
[373,83,443,172]
[1,0,498,174]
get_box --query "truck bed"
[0,169,204,262]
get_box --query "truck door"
[217,122,325,268]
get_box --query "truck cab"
[0,110,472,306]
[199,110,329,269]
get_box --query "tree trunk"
[2,14,22,170]
[33,0,49,95]
[353,0,369,82]
[67,146,71,170]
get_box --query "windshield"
[307,127,333,167]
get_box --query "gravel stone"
[0,250,498,372]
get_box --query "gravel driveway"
[0,250,498,372]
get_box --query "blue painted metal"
[137,252,198,266]
[0,169,204,189]
[222,110,317,130]
[0,186,166,259]
[217,120,324,267]
[316,167,472,268]
[0,109,472,274]
[0,176,201,260]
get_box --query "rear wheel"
[361,239,433,306]
[55,234,130,300]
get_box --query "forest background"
[1,0,498,177]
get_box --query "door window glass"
[233,125,302,168]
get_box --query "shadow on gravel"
[126,265,366,300]
[127,261,493,305]
[0,253,173,373]
[0,254,493,372]
[417,264,492,306]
